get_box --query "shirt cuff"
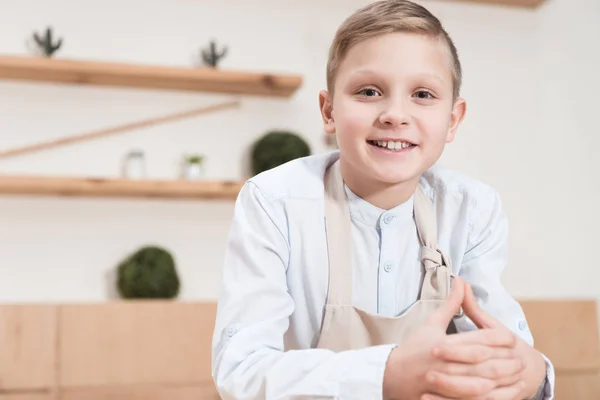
[338,344,396,400]
[531,352,555,400]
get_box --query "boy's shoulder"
[245,151,338,201]
[243,152,503,216]
[420,163,502,215]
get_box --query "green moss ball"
[117,245,180,299]
[251,130,311,175]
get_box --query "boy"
[212,1,555,399]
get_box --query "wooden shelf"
[0,175,244,200]
[450,0,546,7]
[0,55,302,97]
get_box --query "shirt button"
[383,261,393,272]
[226,326,237,337]
[383,214,395,225]
[518,320,529,331]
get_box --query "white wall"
[0,0,598,308]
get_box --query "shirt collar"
[343,184,414,228]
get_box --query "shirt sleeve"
[453,189,555,399]
[211,181,395,400]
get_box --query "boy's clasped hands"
[383,278,547,400]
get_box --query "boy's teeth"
[372,140,413,151]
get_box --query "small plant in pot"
[181,154,205,180]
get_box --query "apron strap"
[323,159,454,306]
[323,159,353,305]
[414,187,453,301]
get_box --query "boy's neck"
[339,159,420,211]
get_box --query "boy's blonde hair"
[326,0,462,100]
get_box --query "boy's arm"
[453,189,555,399]
[211,181,395,400]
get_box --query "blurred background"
[0,0,598,399]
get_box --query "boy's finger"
[438,327,517,348]
[421,395,453,400]
[433,344,518,364]
[428,277,465,328]
[466,380,526,400]
[438,358,525,381]
[492,370,527,388]
[462,283,500,329]
[425,371,495,398]
[424,380,526,400]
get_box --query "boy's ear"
[446,97,467,143]
[319,90,336,134]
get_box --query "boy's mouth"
[367,140,416,152]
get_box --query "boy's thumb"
[428,277,465,327]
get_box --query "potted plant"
[181,154,205,180]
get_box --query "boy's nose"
[377,101,410,127]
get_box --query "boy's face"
[319,32,466,195]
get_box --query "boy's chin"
[369,168,422,187]
[370,171,420,186]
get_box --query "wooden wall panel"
[519,300,600,371]
[519,300,600,399]
[0,305,57,391]
[555,373,600,400]
[5,299,593,399]
[0,395,55,400]
[59,384,220,400]
[57,301,217,388]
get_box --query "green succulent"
[184,154,204,164]
[201,40,227,68]
[117,245,180,299]
[33,27,63,57]
[250,130,311,175]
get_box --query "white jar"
[122,150,146,179]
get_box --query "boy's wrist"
[522,347,547,399]
[382,345,400,400]
[382,344,412,400]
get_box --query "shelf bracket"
[0,99,240,160]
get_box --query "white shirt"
[212,151,555,400]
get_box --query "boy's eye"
[414,90,434,99]
[357,88,381,97]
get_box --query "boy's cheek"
[334,111,374,136]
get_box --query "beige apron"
[317,159,459,352]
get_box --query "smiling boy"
[212,1,555,399]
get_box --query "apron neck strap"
[324,159,353,305]
[323,159,452,306]
[414,187,453,301]
[414,187,443,270]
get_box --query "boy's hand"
[383,278,518,400]
[424,283,547,400]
